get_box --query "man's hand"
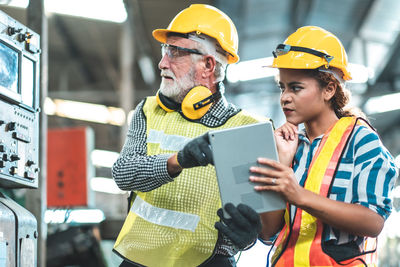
[215,203,262,250]
[177,133,213,168]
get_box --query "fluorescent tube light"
[91,149,119,168]
[227,57,277,83]
[90,177,125,194]
[44,97,57,115]
[45,0,127,23]
[127,109,135,126]
[226,57,371,84]
[364,92,400,114]
[44,97,126,126]
[3,0,127,23]
[44,208,105,224]
[2,0,28,8]
[347,63,374,83]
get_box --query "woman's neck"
[304,112,339,143]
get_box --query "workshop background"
[1,0,400,266]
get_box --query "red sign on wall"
[47,127,94,207]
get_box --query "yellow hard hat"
[271,26,352,81]
[152,4,239,64]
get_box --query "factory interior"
[0,0,400,266]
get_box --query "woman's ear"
[323,81,337,101]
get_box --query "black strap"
[127,192,134,213]
[193,90,222,110]
[158,91,181,111]
[273,44,334,66]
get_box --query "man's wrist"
[167,153,183,176]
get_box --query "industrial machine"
[0,9,41,267]
[0,10,40,189]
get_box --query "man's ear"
[324,81,337,101]
[202,55,216,78]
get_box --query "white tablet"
[209,121,285,214]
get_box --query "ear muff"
[156,91,180,112]
[156,86,221,120]
[181,86,216,120]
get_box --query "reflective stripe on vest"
[272,117,377,267]
[114,96,267,267]
[147,129,190,151]
[130,195,200,232]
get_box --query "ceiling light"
[108,107,126,126]
[91,149,119,168]
[347,63,374,83]
[226,57,371,84]
[43,97,56,115]
[90,177,125,195]
[45,0,127,23]
[2,0,127,23]
[227,57,277,83]
[364,92,400,114]
[44,97,126,126]
[126,109,135,126]
[1,0,28,8]
[44,208,105,224]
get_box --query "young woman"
[249,26,398,266]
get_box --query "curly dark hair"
[307,69,367,120]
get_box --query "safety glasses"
[272,44,334,66]
[161,43,204,59]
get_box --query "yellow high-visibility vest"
[114,96,267,267]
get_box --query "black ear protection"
[156,86,221,120]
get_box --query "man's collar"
[202,95,229,120]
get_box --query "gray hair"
[188,33,228,82]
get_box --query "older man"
[113,4,264,267]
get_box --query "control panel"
[0,10,40,188]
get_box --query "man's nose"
[158,54,170,69]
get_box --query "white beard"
[159,67,196,103]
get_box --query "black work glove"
[177,133,213,168]
[215,203,262,250]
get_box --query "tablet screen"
[209,121,285,214]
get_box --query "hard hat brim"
[152,29,170,44]
[267,60,352,81]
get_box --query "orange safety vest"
[271,117,377,267]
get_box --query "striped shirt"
[292,124,398,245]
[112,94,241,256]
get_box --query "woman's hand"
[250,158,385,237]
[274,122,298,166]
[250,158,305,206]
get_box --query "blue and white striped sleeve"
[351,126,398,220]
